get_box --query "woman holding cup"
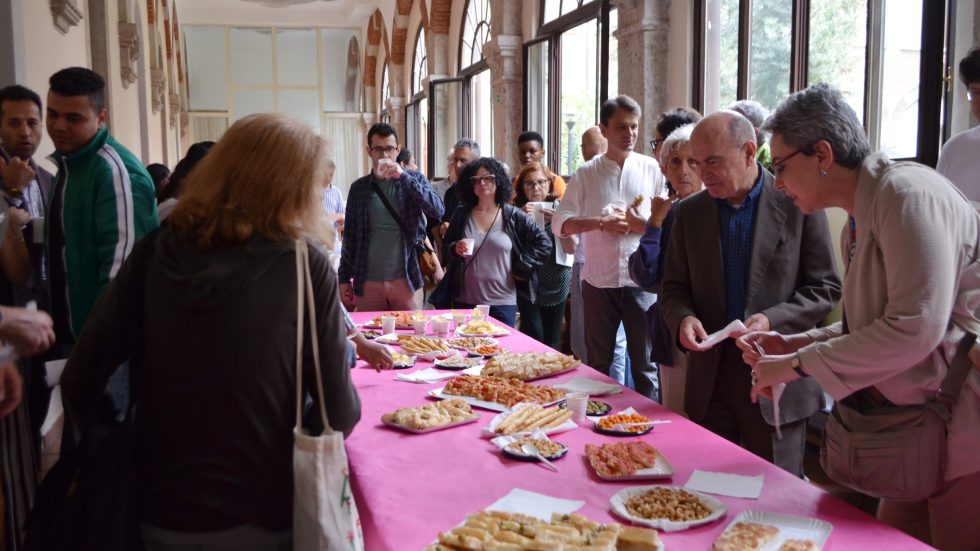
[432,158,550,327]
[513,162,574,349]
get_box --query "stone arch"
[430,0,452,34]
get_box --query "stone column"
[611,0,670,149]
[388,95,406,142]
[487,0,523,170]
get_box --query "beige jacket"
[800,152,980,480]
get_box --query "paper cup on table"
[460,238,475,256]
[432,318,451,338]
[452,311,468,329]
[380,316,396,335]
[412,318,428,335]
[476,305,491,319]
[565,392,589,422]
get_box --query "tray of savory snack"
[429,375,566,412]
[432,354,484,370]
[446,336,499,351]
[468,344,507,357]
[362,311,425,329]
[395,335,453,359]
[455,319,511,337]
[609,485,727,532]
[711,511,831,551]
[380,398,480,434]
[390,351,416,369]
[482,403,576,437]
[479,351,580,381]
[424,510,664,551]
[586,441,676,481]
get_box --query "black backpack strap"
[369,179,418,246]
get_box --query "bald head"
[690,111,760,204]
[580,126,608,162]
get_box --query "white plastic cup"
[460,238,475,256]
[528,202,547,229]
[412,318,428,335]
[610,200,627,212]
[476,304,491,319]
[380,316,396,335]
[566,392,589,422]
[452,311,468,329]
[432,318,451,338]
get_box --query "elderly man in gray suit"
[659,111,841,477]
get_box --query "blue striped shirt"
[717,166,764,324]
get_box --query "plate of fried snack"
[585,441,675,481]
[423,510,664,551]
[390,351,416,369]
[360,329,382,340]
[609,485,727,532]
[363,311,419,329]
[433,354,484,371]
[430,375,566,412]
[380,398,480,434]
[455,319,511,337]
[595,408,656,436]
[396,335,453,359]
[468,344,507,358]
[480,352,580,381]
[711,511,831,550]
[446,336,499,351]
[483,403,576,437]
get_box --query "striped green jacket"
[47,127,159,340]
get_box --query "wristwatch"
[791,352,809,377]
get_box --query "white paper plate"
[455,327,511,338]
[433,356,484,370]
[480,361,580,381]
[374,333,402,345]
[716,510,832,550]
[428,387,564,412]
[446,337,499,350]
[380,414,480,434]
[591,446,676,481]
[609,485,727,532]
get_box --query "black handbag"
[24,232,159,551]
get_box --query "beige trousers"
[877,469,980,550]
[355,278,423,312]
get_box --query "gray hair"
[659,123,695,166]
[724,110,757,148]
[728,100,769,128]
[453,138,481,159]
[325,158,336,169]
[762,83,871,169]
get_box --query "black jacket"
[437,203,551,304]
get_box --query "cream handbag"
[292,240,365,550]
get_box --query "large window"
[380,61,390,123]
[526,1,616,177]
[407,29,429,176]
[698,0,949,165]
[458,0,494,159]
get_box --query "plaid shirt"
[717,165,765,324]
[338,169,444,295]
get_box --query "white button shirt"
[554,152,666,289]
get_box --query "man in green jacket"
[45,67,158,346]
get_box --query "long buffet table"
[344,311,931,550]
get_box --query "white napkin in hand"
[484,488,584,521]
[698,319,748,349]
[771,382,787,439]
[685,470,765,499]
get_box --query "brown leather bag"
[820,332,976,501]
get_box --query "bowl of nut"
[500,436,569,462]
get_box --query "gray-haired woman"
[737,83,980,551]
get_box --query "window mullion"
[790,0,810,93]
[737,0,751,99]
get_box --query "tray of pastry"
[380,398,480,434]
[429,375,566,412]
[711,511,831,550]
[480,351,580,381]
[585,441,675,480]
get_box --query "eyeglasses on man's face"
[523,178,549,189]
[369,145,399,155]
[471,174,496,185]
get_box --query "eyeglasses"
[649,138,665,151]
[471,174,496,185]
[369,146,398,155]
[523,178,550,189]
[772,149,803,177]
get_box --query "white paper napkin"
[484,488,584,521]
[395,365,481,383]
[685,470,765,499]
[554,377,623,396]
[699,319,748,349]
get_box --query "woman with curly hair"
[434,157,550,327]
[512,162,573,348]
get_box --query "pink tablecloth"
[345,311,931,550]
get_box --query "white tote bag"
[292,240,365,551]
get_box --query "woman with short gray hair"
[738,83,980,551]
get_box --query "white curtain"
[323,115,367,200]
